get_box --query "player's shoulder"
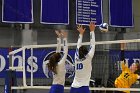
[86,54,93,59]
[75,57,86,62]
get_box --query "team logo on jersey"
[42,51,75,78]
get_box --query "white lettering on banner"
[13,55,23,71]
[0,54,39,73]
[124,58,129,67]
[118,58,140,70]
[0,55,6,72]
[27,56,38,73]
[117,60,128,70]
[133,58,140,63]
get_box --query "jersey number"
[124,73,130,78]
[76,63,83,70]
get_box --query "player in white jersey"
[70,22,96,93]
[47,30,68,93]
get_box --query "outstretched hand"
[61,30,68,38]
[55,30,61,38]
[77,25,86,35]
[89,22,96,32]
[55,30,68,38]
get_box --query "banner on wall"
[1,48,140,78]
[76,0,103,25]
[41,0,69,24]
[2,0,33,23]
[109,50,140,67]
[0,48,75,78]
[109,0,133,27]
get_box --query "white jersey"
[52,38,68,85]
[71,31,95,88]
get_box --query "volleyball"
[99,23,108,32]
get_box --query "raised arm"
[76,25,86,49]
[121,61,128,71]
[59,30,68,64]
[75,25,86,58]
[55,30,61,53]
[88,22,96,57]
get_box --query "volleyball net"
[7,39,140,92]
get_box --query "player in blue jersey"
[70,22,96,93]
[47,30,68,93]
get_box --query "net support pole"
[31,48,33,86]
[22,47,27,86]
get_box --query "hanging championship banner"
[109,50,140,67]
[2,0,33,23]
[76,0,103,25]
[109,0,133,27]
[41,0,69,24]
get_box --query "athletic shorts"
[70,86,90,93]
[49,84,64,93]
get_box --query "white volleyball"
[99,23,108,32]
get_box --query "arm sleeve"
[88,31,95,58]
[120,50,125,61]
[77,34,83,49]
[75,34,83,58]
[56,38,61,53]
[59,38,68,65]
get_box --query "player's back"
[72,55,92,88]
[52,53,67,85]
[53,62,66,85]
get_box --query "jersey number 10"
[76,63,83,70]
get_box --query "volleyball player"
[115,61,140,93]
[70,22,96,93]
[114,43,140,93]
[47,30,68,93]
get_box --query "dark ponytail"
[47,53,61,74]
[79,46,88,59]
